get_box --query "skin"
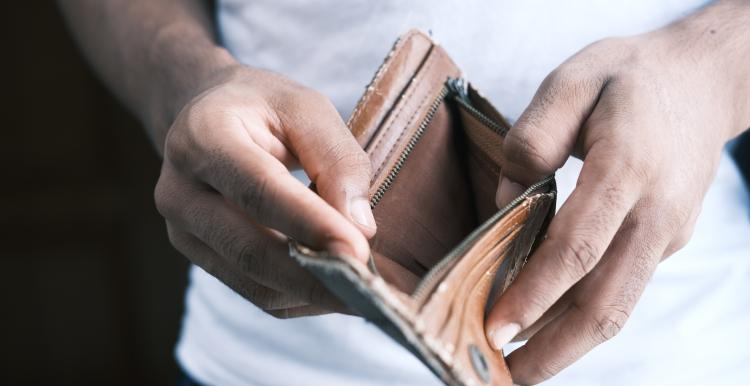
[486,2,750,384]
[58,0,377,317]
[58,0,749,383]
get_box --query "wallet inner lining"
[371,81,510,295]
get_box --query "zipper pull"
[446,77,470,103]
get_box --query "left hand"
[485,2,750,384]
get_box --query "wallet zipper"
[411,175,554,303]
[446,78,508,137]
[366,76,552,302]
[370,78,507,208]
[370,84,451,208]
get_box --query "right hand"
[154,65,376,318]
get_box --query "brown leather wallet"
[290,30,556,386]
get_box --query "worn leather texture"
[290,30,556,386]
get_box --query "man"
[59,1,750,385]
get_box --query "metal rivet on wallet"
[469,344,490,383]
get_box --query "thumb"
[497,64,606,207]
[283,90,376,241]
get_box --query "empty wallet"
[289,30,556,386]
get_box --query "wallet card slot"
[412,176,555,304]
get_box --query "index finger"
[485,146,641,350]
[184,119,370,262]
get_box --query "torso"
[177,2,750,385]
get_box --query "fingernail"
[350,197,376,231]
[496,175,525,208]
[488,323,521,351]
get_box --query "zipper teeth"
[411,175,555,303]
[455,98,508,137]
[365,75,551,302]
[369,85,451,208]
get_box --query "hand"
[154,65,377,318]
[486,3,750,384]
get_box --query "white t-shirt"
[176,1,750,385]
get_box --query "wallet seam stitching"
[370,54,437,179]
[370,51,442,183]
[348,30,420,129]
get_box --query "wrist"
[145,29,240,153]
[648,0,750,139]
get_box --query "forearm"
[57,0,237,152]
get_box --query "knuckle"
[287,87,334,114]
[612,154,650,186]
[235,275,283,310]
[672,224,695,250]
[170,103,249,178]
[345,145,372,169]
[316,140,371,186]
[589,305,630,342]
[519,287,558,324]
[246,283,306,312]
[642,199,692,237]
[667,231,691,257]
[232,235,267,277]
[578,171,635,214]
[528,360,563,383]
[181,100,208,130]
[587,37,642,68]
[163,115,197,172]
[203,222,264,277]
[661,204,699,256]
[667,203,694,230]
[588,36,627,52]
[543,62,602,102]
[154,177,178,219]
[327,139,369,170]
[220,229,248,265]
[618,41,648,71]
[163,133,187,170]
[554,237,601,279]
[183,198,214,235]
[165,224,183,249]
[545,65,581,91]
[237,171,272,219]
[598,183,635,216]
[166,105,213,170]
[504,127,557,175]
[300,88,333,106]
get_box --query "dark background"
[1,2,188,385]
